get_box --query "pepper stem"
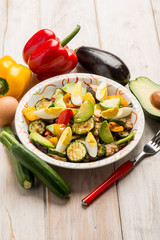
[0,78,9,95]
[60,25,81,47]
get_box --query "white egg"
[96,82,107,101]
[85,132,97,157]
[56,127,72,152]
[34,107,62,119]
[56,142,67,153]
[71,82,82,106]
[115,107,133,118]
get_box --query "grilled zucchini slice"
[28,120,46,135]
[35,98,53,110]
[107,118,126,125]
[67,141,87,162]
[51,88,64,98]
[97,143,106,156]
[114,131,129,139]
[72,117,95,135]
[48,148,66,157]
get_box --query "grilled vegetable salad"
[22,82,135,162]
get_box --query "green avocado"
[30,132,55,148]
[99,98,121,109]
[46,124,55,135]
[54,94,66,109]
[129,77,160,121]
[99,121,114,144]
[62,82,86,96]
[74,100,94,123]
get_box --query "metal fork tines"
[144,130,160,154]
[132,130,160,164]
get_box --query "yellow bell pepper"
[0,56,31,99]
[49,137,58,146]
[22,106,40,122]
[83,92,95,104]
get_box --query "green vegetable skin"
[1,126,34,189]
[0,131,71,198]
[99,121,114,143]
[48,148,66,157]
[116,132,135,145]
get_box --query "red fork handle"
[82,160,134,206]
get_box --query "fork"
[82,130,160,206]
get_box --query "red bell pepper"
[44,129,53,137]
[23,25,80,81]
[57,109,74,125]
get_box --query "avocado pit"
[150,91,160,110]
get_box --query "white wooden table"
[0,0,160,239]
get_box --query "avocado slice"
[62,82,86,96]
[46,124,55,135]
[99,121,114,144]
[99,98,121,109]
[30,131,55,148]
[54,94,66,109]
[129,77,160,121]
[74,100,94,123]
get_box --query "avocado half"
[129,77,160,121]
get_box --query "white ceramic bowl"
[15,73,145,169]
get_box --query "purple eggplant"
[76,46,130,85]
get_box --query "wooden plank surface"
[0,1,46,240]
[95,0,160,239]
[40,0,122,239]
[0,0,160,240]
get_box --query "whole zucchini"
[0,131,71,198]
[76,46,130,85]
[1,126,34,189]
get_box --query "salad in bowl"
[15,73,144,169]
